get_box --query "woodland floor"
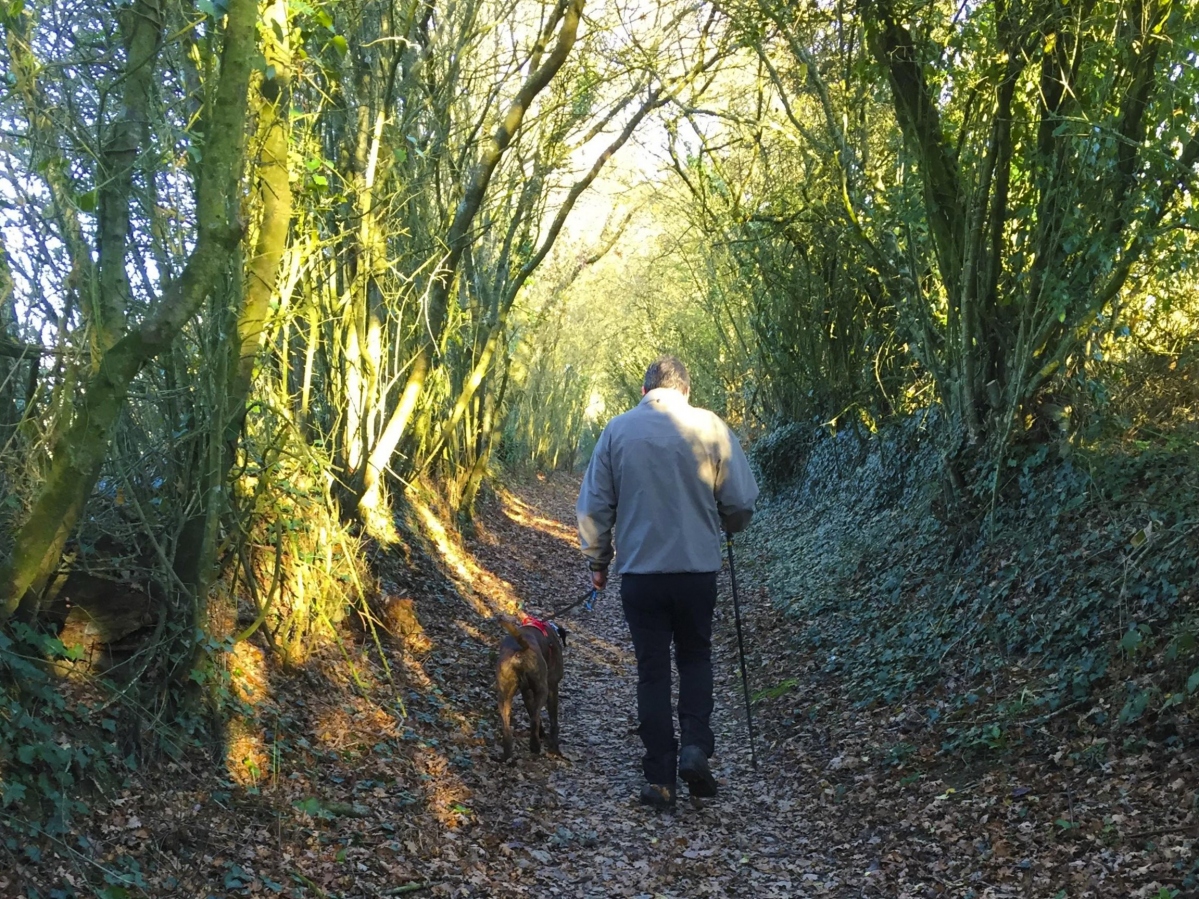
[4,473,1197,898]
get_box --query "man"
[576,356,758,809]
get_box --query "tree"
[354,0,587,528]
[0,0,258,622]
[859,0,1199,454]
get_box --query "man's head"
[643,356,690,396]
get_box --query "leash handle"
[545,586,600,620]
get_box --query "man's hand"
[591,568,608,590]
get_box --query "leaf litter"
[2,473,1196,897]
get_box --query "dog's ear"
[551,622,567,648]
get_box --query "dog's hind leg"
[497,671,516,762]
[521,685,546,755]
[546,684,561,755]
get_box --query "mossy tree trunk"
[173,0,295,608]
[0,0,258,624]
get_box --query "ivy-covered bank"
[745,416,1199,743]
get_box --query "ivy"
[0,625,121,835]
[747,416,1199,731]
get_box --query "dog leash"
[543,587,599,620]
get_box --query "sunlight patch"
[229,641,269,705]
[496,487,578,542]
[226,718,268,788]
[409,495,523,616]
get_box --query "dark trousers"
[620,571,718,786]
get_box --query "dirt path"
[446,476,1199,899]
[10,472,1187,897]
[2,474,838,899]
[450,474,831,898]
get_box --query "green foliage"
[673,0,1199,477]
[500,344,592,474]
[673,143,906,426]
[747,415,1199,725]
[502,189,757,469]
[752,678,797,703]
[0,625,114,834]
[749,422,819,494]
[197,0,229,18]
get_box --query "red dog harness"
[520,615,550,637]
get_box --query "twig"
[382,882,439,896]
[1014,698,1087,728]
[292,870,329,898]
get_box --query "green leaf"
[17,744,37,764]
[1119,629,1142,652]
[1,782,27,807]
[1187,668,1199,694]
[330,34,348,57]
[294,796,322,816]
[224,866,247,888]
[1118,689,1151,725]
[752,677,798,702]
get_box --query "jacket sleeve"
[714,418,759,535]
[576,426,617,567]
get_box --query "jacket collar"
[640,387,690,407]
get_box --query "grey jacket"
[576,388,759,575]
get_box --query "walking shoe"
[638,783,676,810]
[678,745,718,798]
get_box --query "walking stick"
[726,534,757,769]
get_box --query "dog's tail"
[498,615,532,651]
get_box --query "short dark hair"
[644,356,690,393]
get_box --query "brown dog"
[496,615,566,761]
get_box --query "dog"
[496,614,566,762]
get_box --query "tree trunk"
[175,0,295,603]
[358,0,585,526]
[0,0,258,623]
[458,357,509,525]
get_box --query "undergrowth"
[747,415,1199,749]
